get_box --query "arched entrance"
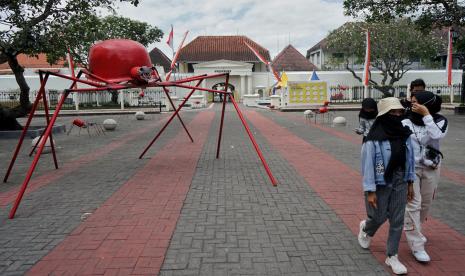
[212,82,235,102]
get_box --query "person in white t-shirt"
[402,91,448,263]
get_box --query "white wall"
[252,70,463,88]
[2,67,462,97]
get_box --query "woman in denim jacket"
[357,97,415,275]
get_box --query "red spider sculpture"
[3,37,277,219]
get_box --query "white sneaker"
[358,220,371,249]
[412,250,430,263]
[385,255,408,275]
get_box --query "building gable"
[149,47,172,73]
[273,45,317,72]
[178,36,270,63]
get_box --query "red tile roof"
[272,45,317,71]
[0,54,65,70]
[178,36,270,62]
[149,47,172,72]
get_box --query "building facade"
[176,36,271,101]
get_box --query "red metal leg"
[216,74,230,159]
[30,71,83,156]
[161,86,194,142]
[139,80,203,159]
[228,95,278,186]
[3,74,48,183]
[39,79,59,169]
[29,77,59,170]
[9,90,70,219]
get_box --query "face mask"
[386,114,403,124]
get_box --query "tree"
[343,0,465,29]
[46,14,163,104]
[326,20,443,95]
[343,0,465,52]
[46,15,163,67]
[0,0,161,130]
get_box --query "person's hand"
[411,103,430,116]
[367,192,377,208]
[408,182,414,202]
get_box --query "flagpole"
[171,25,177,96]
[362,30,370,99]
[447,27,453,104]
[67,48,80,111]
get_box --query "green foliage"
[46,15,163,66]
[343,0,465,28]
[326,20,443,89]
[0,0,161,114]
[343,0,465,52]
[0,1,140,59]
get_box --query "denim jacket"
[361,137,415,192]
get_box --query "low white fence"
[0,88,165,110]
[327,84,462,104]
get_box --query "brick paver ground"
[0,104,464,275]
[272,110,465,236]
[0,112,194,275]
[29,111,215,275]
[159,108,384,275]
[246,110,465,275]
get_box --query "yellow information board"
[288,82,327,104]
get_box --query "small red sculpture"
[72,118,86,128]
[318,107,328,113]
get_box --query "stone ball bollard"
[303,110,314,118]
[31,136,55,154]
[135,111,145,120]
[103,119,117,131]
[332,116,347,126]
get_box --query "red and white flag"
[362,30,371,86]
[166,25,174,50]
[447,27,453,86]
[166,30,189,81]
[244,41,281,82]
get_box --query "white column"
[248,75,253,95]
[202,79,207,98]
[241,75,245,99]
[73,92,79,111]
[120,90,124,110]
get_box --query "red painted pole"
[161,86,194,142]
[43,70,106,88]
[9,90,70,219]
[164,73,227,84]
[139,80,203,159]
[228,95,278,186]
[30,71,83,158]
[172,83,231,94]
[3,73,48,183]
[28,75,59,169]
[216,74,230,158]
[39,83,59,169]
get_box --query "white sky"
[113,0,351,59]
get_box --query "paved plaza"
[0,104,464,275]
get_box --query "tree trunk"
[373,85,394,97]
[8,55,31,116]
[110,90,118,103]
[0,55,31,130]
[0,107,23,130]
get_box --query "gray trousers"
[364,170,408,256]
[405,166,440,251]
